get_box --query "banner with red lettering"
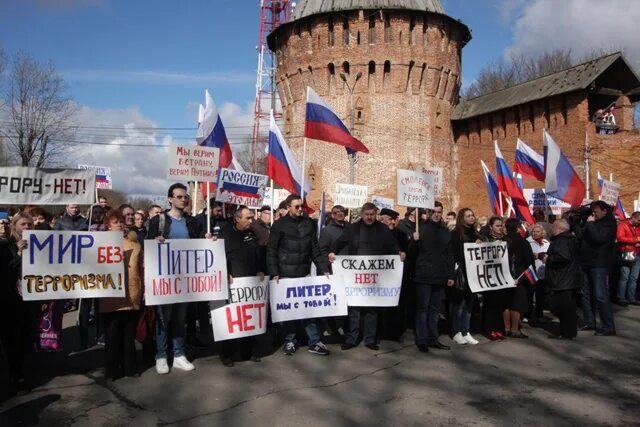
[144,239,228,305]
[21,230,125,301]
[0,166,96,205]
[270,276,347,322]
[332,255,403,306]
[210,276,269,341]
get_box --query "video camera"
[564,204,592,230]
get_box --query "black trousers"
[548,290,577,338]
[102,310,139,379]
[78,298,102,349]
[482,289,509,336]
[221,336,257,360]
[186,302,211,337]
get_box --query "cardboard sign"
[396,169,435,208]
[263,187,290,209]
[0,167,96,205]
[600,179,621,206]
[332,255,403,307]
[211,276,269,341]
[78,164,112,190]
[419,167,443,196]
[167,143,219,182]
[270,276,347,322]
[334,183,368,209]
[21,230,125,301]
[463,241,515,293]
[215,168,268,208]
[523,188,572,215]
[371,195,394,211]
[144,239,228,305]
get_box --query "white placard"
[371,195,394,210]
[332,255,403,307]
[600,179,621,206]
[21,230,125,301]
[334,183,368,209]
[167,143,219,183]
[263,187,291,209]
[144,238,229,305]
[464,241,516,293]
[215,168,268,208]
[396,169,435,208]
[78,164,112,190]
[419,167,443,196]
[211,276,269,341]
[0,166,96,205]
[270,275,348,322]
[634,199,639,212]
[523,188,572,215]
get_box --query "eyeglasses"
[332,211,345,216]
[291,205,302,210]
[173,195,190,200]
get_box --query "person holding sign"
[217,206,266,366]
[329,203,403,351]
[0,212,33,393]
[267,194,331,356]
[146,183,203,374]
[99,210,143,380]
[448,208,484,346]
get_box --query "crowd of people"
[1,183,639,396]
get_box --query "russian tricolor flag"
[495,142,535,223]
[514,139,545,182]
[481,160,502,215]
[268,111,310,197]
[543,130,585,208]
[197,90,233,169]
[304,87,369,154]
[523,265,539,285]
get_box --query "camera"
[564,205,592,230]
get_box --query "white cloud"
[505,0,640,68]
[64,69,255,85]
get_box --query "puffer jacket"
[410,220,453,285]
[545,231,581,291]
[101,232,143,313]
[266,213,327,278]
[617,221,640,254]
[53,213,88,231]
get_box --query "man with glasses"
[147,183,204,374]
[267,194,331,356]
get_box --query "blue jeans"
[345,307,378,345]
[450,293,476,335]
[581,267,616,332]
[415,285,444,345]
[155,303,187,359]
[617,257,640,303]
[282,320,320,346]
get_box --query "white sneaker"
[173,355,195,371]
[453,332,468,345]
[155,358,169,375]
[464,333,479,345]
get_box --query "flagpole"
[499,192,504,216]
[301,137,307,203]
[194,181,199,214]
[206,183,211,236]
[270,179,274,226]
[584,130,591,200]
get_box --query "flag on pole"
[494,141,535,223]
[197,90,233,169]
[304,87,369,153]
[514,139,545,181]
[543,130,585,208]
[522,265,539,285]
[268,111,310,197]
[481,160,503,216]
[317,191,326,239]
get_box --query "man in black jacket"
[329,203,403,351]
[578,201,617,335]
[410,202,454,352]
[217,206,266,366]
[266,194,330,356]
[147,183,204,374]
[545,219,581,339]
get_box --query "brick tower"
[267,0,471,210]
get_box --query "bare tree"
[1,52,76,167]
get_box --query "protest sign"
[263,187,290,209]
[523,188,572,215]
[332,255,403,307]
[211,276,269,341]
[144,239,228,305]
[78,164,112,190]
[270,275,347,322]
[396,169,435,209]
[635,199,639,212]
[215,168,268,208]
[600,179,621,206]
[463,241,515,293]
[371,195,394,211]
[21,230,125,301]
[334,183,368,209]
[167,143,219,182]
[419,167,443,196]
[0,167,96,205]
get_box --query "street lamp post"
[340,71,362,185]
